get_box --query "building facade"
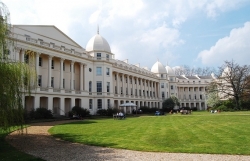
[9,25,213,115]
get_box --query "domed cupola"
[222,66,231,77]
[86,30,111,53]
[165,65,175,76]
[151,61,167,74]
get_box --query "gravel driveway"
[6,120,250,161]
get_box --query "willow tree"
[0,2,34,132]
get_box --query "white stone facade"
[9,25,213,115]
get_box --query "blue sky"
[3,0,250,69]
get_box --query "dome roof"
[151,61,167,74]
[222,66,231,77]
[166,65,175,76]
[86,34,111,53]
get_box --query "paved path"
[6,120,250,161]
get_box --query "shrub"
[71,106,90,117]
[216,105,228,111]
[29,107,53,119]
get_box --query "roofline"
[13,25,84,49]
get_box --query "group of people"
[113,112,126,119]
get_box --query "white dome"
[166,65,175,76]
[222,67,230,77]
[86,34,111,53]
[151,61,167,74]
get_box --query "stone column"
[80,63,83,91]
[48,55,53,88]
[132,76,134,96]
[71,61,75,90]
[60,58,64,90]
[36,52,40,87]
[21,49,25,62]
[71,97,75,110]
[60,97,65,115]
[117,73,120,95]
[35,96,40,109]
[48,96,53,111]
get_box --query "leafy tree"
[0,3,34,131]
[210,60,250,110]
[206,87,221,108]
[162,96,180,112]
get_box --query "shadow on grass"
[0,130,44,161]
[52,133,117,147]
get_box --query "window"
[106,54,109,60]
[143,90,145,96]
[131,88,133,95]
[97,99,102,109]
[162,92,165,98]
[89,68,92,72]
[51,77,54,87]
[139,80,141,85]
[121,87,123,94]
[115,86,117,94]
[39,57,42,66]
[89,81,92,92]
[89,99,92,109]
[130,78,132,84]
[135,79,136,84]
[107,82,110,93]
[63,63,65,71]
[106,68,110,76]
[120,76,122,81]
[97,53,101,60]
[195,94,197,99]
[97,81,102,92]
[115,75,117,80]
[170,78,173,81]
[171,85,173,90]
[63,79,65,88]
[189,95,191,99]
[200,95,203,99]
[107,99,110,108]
[51,60,54,69]
[199,87,202,91]
[125,77,127,83]
[126,88,128,95]
[38,75,42,86]
[139,90,141,96]
[96,67,102,75]
[161,74,163,78]
[161,83,164,88]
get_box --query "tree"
[162,96,180,112]
[0,2,34,131]
[173,65,217,76]
[206,90,221,108]
[210,60,250,110]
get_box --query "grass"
[49,111,250,155]
[0,127,44,161]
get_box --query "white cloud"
[198,21,250,66]
[138,25,184,49]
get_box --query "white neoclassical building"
[9,25,214,115]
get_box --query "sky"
[3,0,250,69]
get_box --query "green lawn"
[49,111,250,155]
[0,128,44,161]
